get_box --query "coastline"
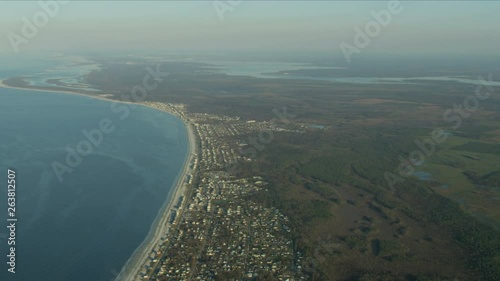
[117,119,197,281]
[0,79,117,103]
[0,79,198,281]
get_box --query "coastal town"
[127,102,306,281]
[0,77,309,281]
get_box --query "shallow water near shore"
[0,87,188,281]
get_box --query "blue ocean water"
[0,87,188,281]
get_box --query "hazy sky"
[1,1,499,57]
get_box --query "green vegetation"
[66,60,500,280]
[453,141,500,154]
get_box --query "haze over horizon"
[2,2,500,281]
[1,1,500,60]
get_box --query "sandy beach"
[116,120,197,281]
[0,79,118,103]
[0,79,199,281]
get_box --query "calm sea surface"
[0,87,188,281]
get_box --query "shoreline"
[0,79,198,281]
[117,119,197,281]
[0,79,118,103]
